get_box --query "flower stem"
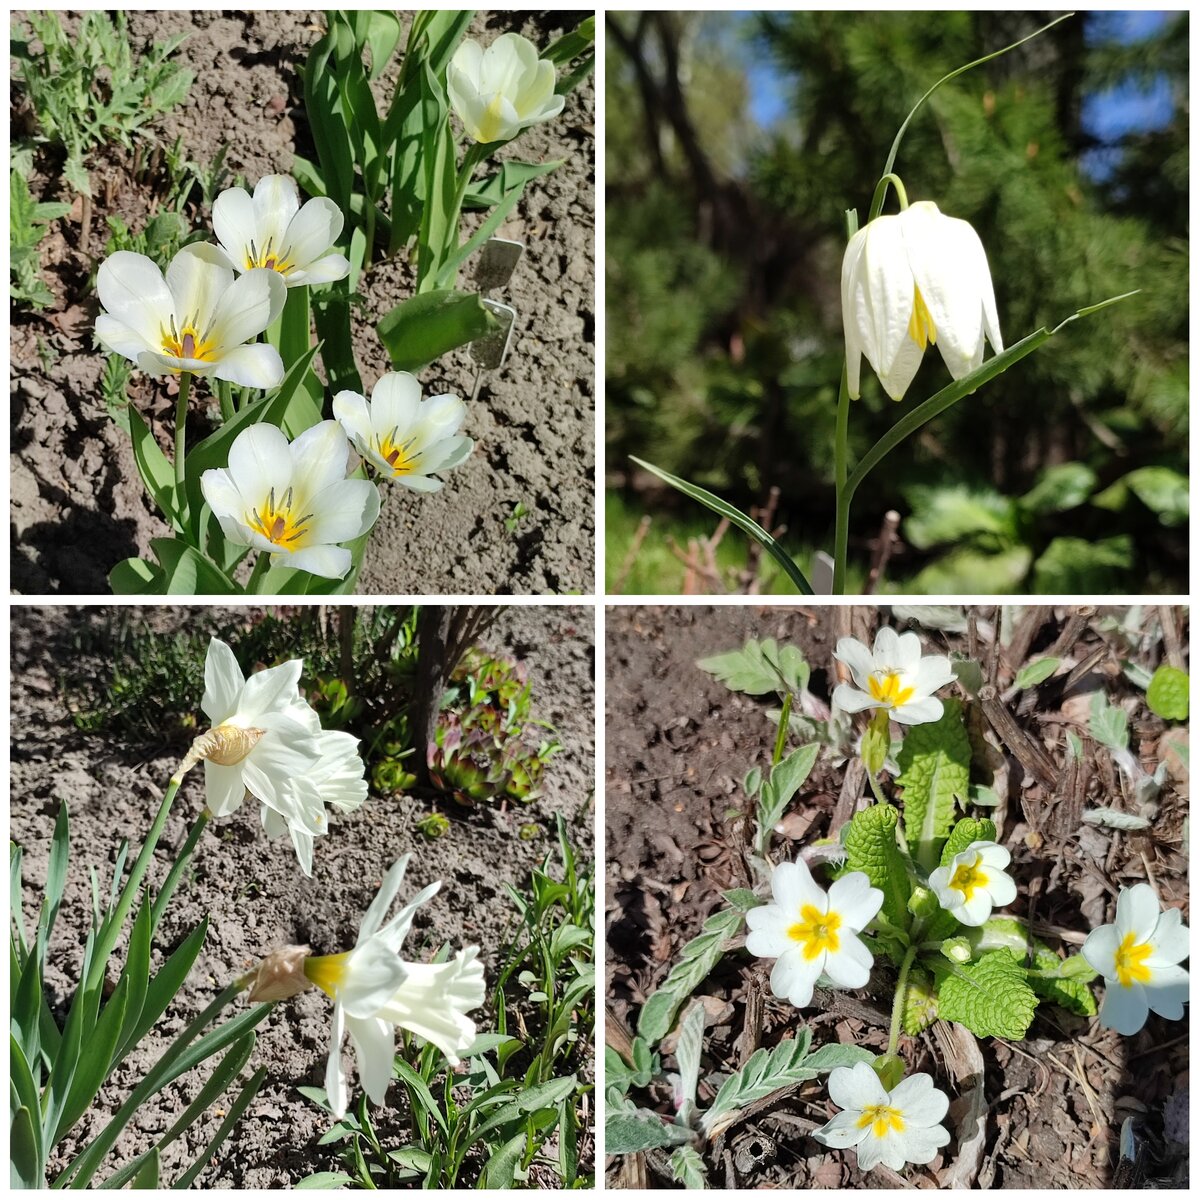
[887,943,919,1057]
[832,363,851,594]
[867,770,888,805]
[218,378,234,424]
[869,172,909,221]
[246,553,272,595]
[174,371,192,520]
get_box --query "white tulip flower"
[333,372,474,493]
[842,200,1003,401]
[305,855,486,1118]
[833,627,955,726]
[813,1063,951,1172]
[447,32,565,145]
[1082,883,1189,1036]
[95,244,286,387]
[200,421,381,580]
[745,856,882,1009]
[928,840,1017,927]
[212,174,351,287]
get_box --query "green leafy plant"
[10,168,70,308]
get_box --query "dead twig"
[613,514,652,594]
[864,510,901,595]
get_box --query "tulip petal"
[97,251,174,350]
[332,390,373,449]
[282,542,353,580]
[283,197,344,269]
[371,371,423,434]
[212,185,257,267]
[252,174,301,253]
[287,253,351,286]
[210,267,286,351]
[166,243,234,326]
[95,314,154,362]
[227,422,293,500]
[289,420,353,498]
[214,343,285,389]
[304,479,380,544]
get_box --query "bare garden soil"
[11,604,595,1187]
[11,9,595,596]
[604,604,1188,1189]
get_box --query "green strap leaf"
[11,1103,42,1189]
[111,901,152,1071]
[119,918,208,1061]
[130,1149,159,1189]
[171,1065,268,1189]
[54,975,131,1143]
[11,1036,45,1182]
[376,288,498,374]
[896,698,971,872]
[629,456,815,595]
[127,406,181,533]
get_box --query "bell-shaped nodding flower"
[447,32,565,145]
[211,174,351,288]
[200,421,381,580]
[333,372,474,493]
[94,244,286,388]
[305,855,486,1119]
[841,200,1003,401]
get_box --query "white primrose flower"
[264,727,369,877]
[745,856,882,1008]
[200,421,381,580]
[928,840,1017,927]
[842,200,1003,401]
[95,244,285,387]
[813,1063,951,1172]
[212,174,351,287]
[333,372,474,493]
[305,855,486,1119]
[833,627,955,726]
[447,32,565,145]
[1082,883,1189,1036]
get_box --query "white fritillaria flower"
[928,840,1017,927]
[813,1063,951,1172]
[745,856,882,1008]
[842,200,1003,401]
[212,174,350,287]
[305,855,486,1118]
[332,372,474,493]
[833,627,955,726]
[447,32,565,145]
[200,421,381,580]
[1082,883,1189,1036]
[95,244,285,387]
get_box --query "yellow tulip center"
[303,951,351,999]
[908,285,937,350]
[857,1104,906,1138]
[244,236,294,275]
[476,93,509,144]
[868,671,914,708]
[162,317,217,363]
[376,430,419,477]
[246,486,314,549]
[1113,932,1153,988]
[787,903,842,961]
[949,854,988,901]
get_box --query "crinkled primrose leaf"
[637,907,743,1044]
[896,698,971,870]
[1146,664,1189,721]
[934,950,1037,1039]
[968,916,1099,1017]
[901,963,939,1035]
[842,803,911,928]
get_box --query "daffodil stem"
[246,554,271,595]
[832,363,851,594]
[84,778,181,996]
[174,371,192,517]
[887,944,920,1057]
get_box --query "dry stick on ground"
[1158,604,1186,670]
[1049,606,1096,659]
[977,684,1060,791]
[863,509,901,595]
[1005,607,1048,676]
[613,514,652,594]
[931,1020,986,1189]
[741,486,781,594]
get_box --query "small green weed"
[505,501,531,533]
[12,11,193,197]
[10,168,70,309]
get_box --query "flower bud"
[175,724,266,780]
[941,936,972,964]
[872,1052,905,1091]
[246,944,313,1001]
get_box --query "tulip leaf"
[376,288,499,373]
[11,1103,42,1189]
[895,699,971,871]
[149,539,236,595]
[416,61,456,290]
[109,555,160,594]
[629,456,815,595]
[127,405,182,533]
[542,16,595,67]
[465,160,562,207]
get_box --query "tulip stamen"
[377,427,420,476]
[161,313,217,363]
[248,484,313,548]
[245,234,294,276]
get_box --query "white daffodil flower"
[200,421,381,580]
[928,840,1018,927]
[95,244,286,387]
[1082,883,1189,1035]
[332,372,474,493]
[833,627,955,726]
[813,1063,951,1172]
[305,855,486,1118]
[193,637,320,820]
[264,728,369,876]
[745,856,882,1008]
[212,174,351,287]
[842,200,1003,401]
[447,32,565,144]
